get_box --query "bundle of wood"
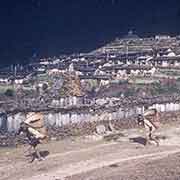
[61,73,83,97]
[25,112,47,138]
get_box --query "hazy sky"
[0,0,180,66]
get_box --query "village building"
[0,74,10,84]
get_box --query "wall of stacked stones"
[1,102,180,132]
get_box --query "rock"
[96,125,106,135]
[95,99,107,106]
[50,137,58,141]
[84,135,103,142]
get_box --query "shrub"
[42,83,49,92]
[4,89,14,97]
[124,88,136,97]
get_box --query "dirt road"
[1,124,180,180]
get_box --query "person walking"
[16,112,47,162]
[137,107,160,146]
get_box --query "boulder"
[96,125,106,135]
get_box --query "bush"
[42,83,49,92]
[151,82,179,95]
[124,88,136,97]
[4,89,14,97]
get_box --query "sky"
[0,0,180,66]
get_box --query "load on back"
[17,112,47,162]
[137,108,160,146]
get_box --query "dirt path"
[1,124,180,180]
[26,148,180,180]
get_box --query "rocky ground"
[1,123,180,180]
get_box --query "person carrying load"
[137,107,160,146]
[16,112,47,162]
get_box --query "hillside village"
[4,1,180,178]
[1,31,180,114]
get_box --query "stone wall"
[1,102,180,133]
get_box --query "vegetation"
[4,89,14,97]
[159,69,180,77]
[42,83,49,92]
[150,81,179,95]
[0,85,14,94]
[124,88,136,97]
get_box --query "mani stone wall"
[1,102,180,132]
